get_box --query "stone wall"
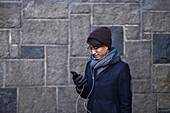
[0,0,170,113]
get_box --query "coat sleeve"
[75,61,91,99]
[118,63,132,113]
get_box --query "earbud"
[106,47,108,50]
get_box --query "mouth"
[93,54,99,58]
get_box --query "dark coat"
[76,60,132,113]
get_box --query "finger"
[74,75,82,82]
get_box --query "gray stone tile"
[158,94,170,109]
[133,80,151,93]
[20,46,44,59]
[5,61,44,86]
[125,41,151,79]
[153,34,170,64]
[18,87,56,113]
[143,12,170,32]
[143,0,170,10]
[0,3,21,28]
[22,20,68,44]
[133,94,157,113]
[125,26,140,40]
[0,62,4,86]
[70,58,90,84]
[0,30,10,59]
[23,0,68,19]
[11,29,20,44]
[153,65,170,93]
[46,46,68,85]
[70,4,91,14]
[58,87,86,113]
[0,88,17,113]
[70,15,91,57]
[93,4,140,25]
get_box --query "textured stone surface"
[83,0,139,2]
[23,0,68,19]
[133,94,157,113]
[110,26,123,55]
[5,61,44,86]
[0,62,4,86]
[11,30,20,44]
[125,41,151,79]
[143,12,170,32]
[70,4,91,14]
[153,34,170,64]
[70,58,90,84]
[0,3,21,28]
[0,88,17,113]
[143,0,170,10]
[70,15,91,57]
[18,87,56,113]
[93,4,140,25]
[22,20,68,44]
[143,33,151,40]
[47,46,68,85]
[133,80,151,93]
[10,45,19,58]
[125,26,140,40]
[20,46,44,59]
[153,65,170,93]
[158,94,170,109]
[0,30,9,59]
[58,87,86,113]
[158,110,170,113]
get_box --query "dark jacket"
[76,60,132,113]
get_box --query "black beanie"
[87,27,112,49]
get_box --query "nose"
[91,49,96,54]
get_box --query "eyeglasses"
[87,46,100,53]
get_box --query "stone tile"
[153,65,170,93]
[11,29,20,44]
[23,0,68,19]
[158,110,170,113]
[133,80,151,93]
[125,26,140,40]
[18,87,56,113]
[158,94,170,109]
[10,45,19,58]
[93,4,140,25]
[133,94,157,113]
[0,88,17,113]
[58,87,86,113]
[5,61,44,86]
[142,33,151,40]
[70,15,91,57]
[125,41,151,79]
[143,12,170,32]
[143,0,170,10]
[83,0,139,2]
[46,46,68,85]
[20,46,44,59]
[0,62,4,86]
[0,30,9,59]
[22,20,68,44]
[110,26,124,55]
[70,58,90,84]
[70,4,91,14]
[153,34,170,64]
[0,3,21,28]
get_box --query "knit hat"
[87,27,112,49]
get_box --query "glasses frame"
[87,46,104,53]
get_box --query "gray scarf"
[90,47,121,75]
